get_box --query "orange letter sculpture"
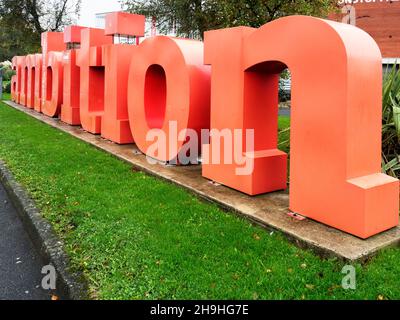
[33,54,43,112]
[16,56,26,104]
[41,32,65,114]
[76,28,112,134]
[203,26,288,194]
[127,36,210,162]
[19,56,28,106]
[101,13,145,144]
[9,13,399,239]
[42,51,64,117]
[203,16,399,239]
[25,54,36,109]
[61,26,86,125]
[10,56,18,102]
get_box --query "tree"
[0,0,81,60]
[122,0,337,39]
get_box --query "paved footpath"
[279,109,291,117]
[0,182,51,300]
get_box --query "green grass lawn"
[1,97,400,300]
[1,92,10,101]
[278,115,291,155]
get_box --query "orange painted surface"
[102,44,136,144]
[101,13,146,144]
[61,26,85,125]
[19,56,28,106]
[10,56,18,102]
[10,75,17,102]
[42,51,64,117]
[15,56,26,104]
[40,32,65,114]
[127,36,210,162]
[105,12,145,37]
[25,54,36,109]
[33,54,43,112]
[76,28,113,134]
[203,26,288,195]
[64,25,85,44]
[203,16,399,239]
[61,49,81,125]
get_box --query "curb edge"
[0,160,88,300]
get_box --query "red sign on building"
[331,0,400,57]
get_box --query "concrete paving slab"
[4,100,400,262]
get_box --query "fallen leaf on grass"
[328,285,341,292]
[232,273,240,281]
[253,234,261,241]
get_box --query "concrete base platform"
[4,101,400,262]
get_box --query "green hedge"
[2,80,11,93]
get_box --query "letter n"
[203,16,399,239]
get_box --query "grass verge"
[0,98,400,300]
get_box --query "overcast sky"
[78,0,122,27]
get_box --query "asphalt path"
[279,109,291,117]
[0,182,51,300]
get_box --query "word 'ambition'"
[10,12,399,239]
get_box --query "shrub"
[279,80,291,102]
[278,69,292,103]
[3,81,11,93]
[3,68,15,82]
[382,64,400,178]
[279,85,291,102]
[0,62,14,82]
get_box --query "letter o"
[127,36,210,163]
[42,51,64,117]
